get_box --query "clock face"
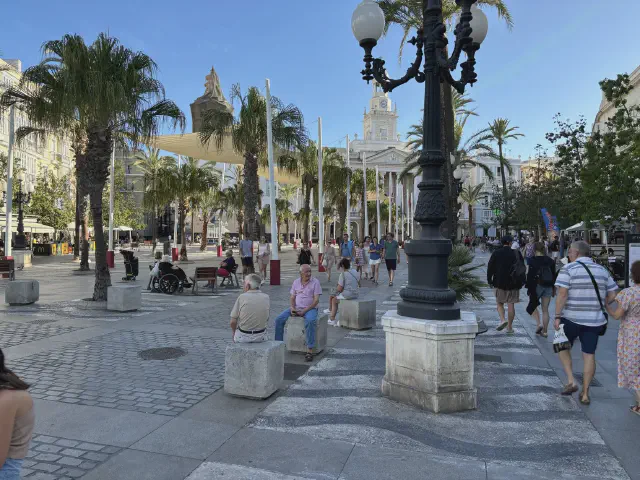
[380,99,388,109]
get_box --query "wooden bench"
[190,266,218,295]
[0,259,15,280]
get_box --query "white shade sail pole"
[108,141,115,251]
[318,117,324,254]
[173,155,180,245]
[265,79,278,261]
[5,106,15,257]
[294,188,299,240]
[363,152,368,240]
[375,166,381,240]
[346,134,350,239]
[395,176,399,239]
[387,172,392,235]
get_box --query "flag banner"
[541,208,560,233]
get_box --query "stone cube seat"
[107,285,141,312]
[284,314,328,354]
[339,299,376,330]
[224,341,285,399]
[5,280,39,305]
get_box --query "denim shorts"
[536,285,553,298]
[560,318,603,355]
[0,458,24,480]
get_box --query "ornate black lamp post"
[13,175,33,250]
[352,0,488,320]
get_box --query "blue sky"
[2,0,639,159]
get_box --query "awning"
[146,133,300,185]
[566,222,585,232]
[0,221,55,234]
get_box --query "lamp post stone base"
[381,310,478,413]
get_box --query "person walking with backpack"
[554,240,618,404]
[487,235,526,335]
[526,242,557,337]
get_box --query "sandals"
[630,405,640,416]
[496,322,508,331]
[561,383,579,395]
[506,329,515,335]
[535,326,543,335]
[579,391,591,405]
[541,331,548,338]
[305,352,313,362]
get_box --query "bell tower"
[363,81,398,141]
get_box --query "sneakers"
[323,309,331,314]
[328,319,337,326]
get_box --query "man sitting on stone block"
[274,264,322,362]
[230,274,270,343]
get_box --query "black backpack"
[509,251,526,288]
[538,263,555,287]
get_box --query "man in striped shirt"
[554,240,617,404]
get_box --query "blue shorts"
[536,285,553,298]
[560,318,603,355]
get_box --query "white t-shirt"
[511,241,520,250]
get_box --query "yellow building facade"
[0,59,74,185]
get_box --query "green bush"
[448,245,486,302]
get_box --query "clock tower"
[363,80,399,141]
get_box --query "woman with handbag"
[606,260,640,416]
[256,236,271,283]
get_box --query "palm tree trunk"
[201,218,208,251]
[303,186,312,244]
[286,220,290,244]
[179,202,188,261]
[243,152,260,240]
[499,143,508,232]
[74,185,80,261]
[442,83,456,241]
[151,208,157,254]
[79,194,90,271]
[86,128,112,300]
[89,186,110,300]
[468,204,473,234]
[190,208,195,245]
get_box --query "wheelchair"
[150,262,192,294]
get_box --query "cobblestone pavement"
[21,435,121,479]
[2,247,638,479]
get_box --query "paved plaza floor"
[1,246,638,479]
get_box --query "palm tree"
[487,118,524,231]
[278,184,298,243]
[158,157,217,261]
[3,33,185,300]
[134,147,173,253]
[261,198,292,251]
[377,0,513,59]
[401,120,495,181]
[199,84,307,240]
[459,183,485,235]
[198,188,225,251]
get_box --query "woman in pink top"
[0,348,35,480]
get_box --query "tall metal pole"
[363,152,368,239]
[346,134,351,239]
[387,172,392,235]
[173,155,180,260]
[5,106,15,257]
[294,188,298,243]
[395,177,399,239]
[265,79,280,284]
[375,166,381,239]
[317,117,324,256]
[265,79,278,261]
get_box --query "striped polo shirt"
[554,257,618,326]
